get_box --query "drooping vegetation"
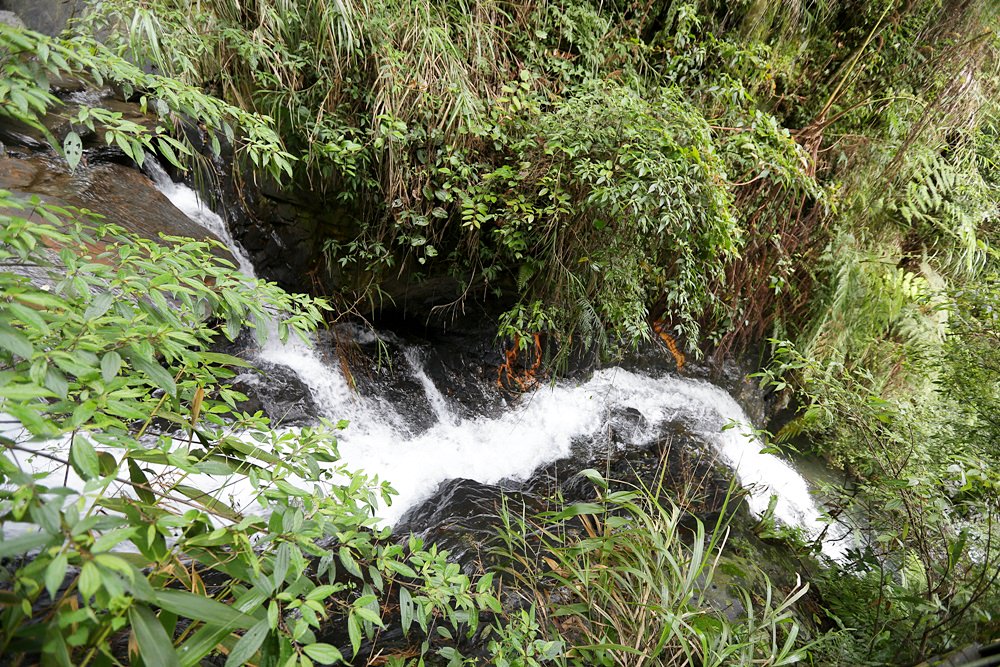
[1,0,999,664]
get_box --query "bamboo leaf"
[154,589,255,628]
[129,604,181,667]
[174,485,242,521]
[224,618,269,667]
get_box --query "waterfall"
[148,168,849,561]
[146,160,257,276]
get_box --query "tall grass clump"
[491,470,815,666]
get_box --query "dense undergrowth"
[1,0,1000,664]
[0,200,811,665]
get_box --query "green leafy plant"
[0,194,501,665]
[0,22,294,182]
[493,470,816,667]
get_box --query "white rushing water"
[141,168,848,559]
[146,161,257,276]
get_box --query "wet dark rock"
[396,478,542,575]
[0,10,24,29]
[346,325,506,428]
[606,406,648,444]
[208,173,359,294]
[522,420,736,519]
[373,274,465,323]
[397,418,739,580]
[231,363,319,426]
[0,92,158,165]
[0,0,83,35]
[0,118,49,154]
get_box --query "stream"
[144,162,851,562]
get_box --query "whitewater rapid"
[145,166,850,559]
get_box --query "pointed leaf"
[154,589,255,628]
[129,604,181,667]
[70,435,100,480]
[225,618,269,667]
[45,553,68,598]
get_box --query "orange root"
[652,321,685,370]
[497,333,543,391]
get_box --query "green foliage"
[2,1,999,664]
[760,336,1000,664]
[493,472,816,666]
[470,81,741,354]
[75,0,827,359]
[0,22,294,183]
[0,197,501,665]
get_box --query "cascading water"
[146,161,257,276]
[148,167,849,560]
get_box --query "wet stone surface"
[0,154,233,262]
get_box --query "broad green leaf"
[45,553,68,598]
[476,571,494,595]
[125,567,157,602]
[302,643,343,665]
[154,589,255,628]
[95,553,135,580]
[6,301,49,334]
[44,368,68,399]
[0,383,54,400]
[352,605,384,627]
[383,560,417,579]
[0,531,53,559]
[130,355,177,396]
[0,323,33,359]
[130,604,182,667]
[577,469,609,489]
[128,459,156,504]
[399,586,413,635]
[347,612,362,657]
[83,292,114,320]
[70,435,100,480]
[225,618,269,667]
[101,350,122,383]
[267,600,278,630]
[273,542,291,588]
[305,585,337,602]
[339,546,362,579]
[29,500,61,535]
[158,137,183,170]
[78,561,100,599]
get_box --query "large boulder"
[0,153,233,261]
[0,0,85,35]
